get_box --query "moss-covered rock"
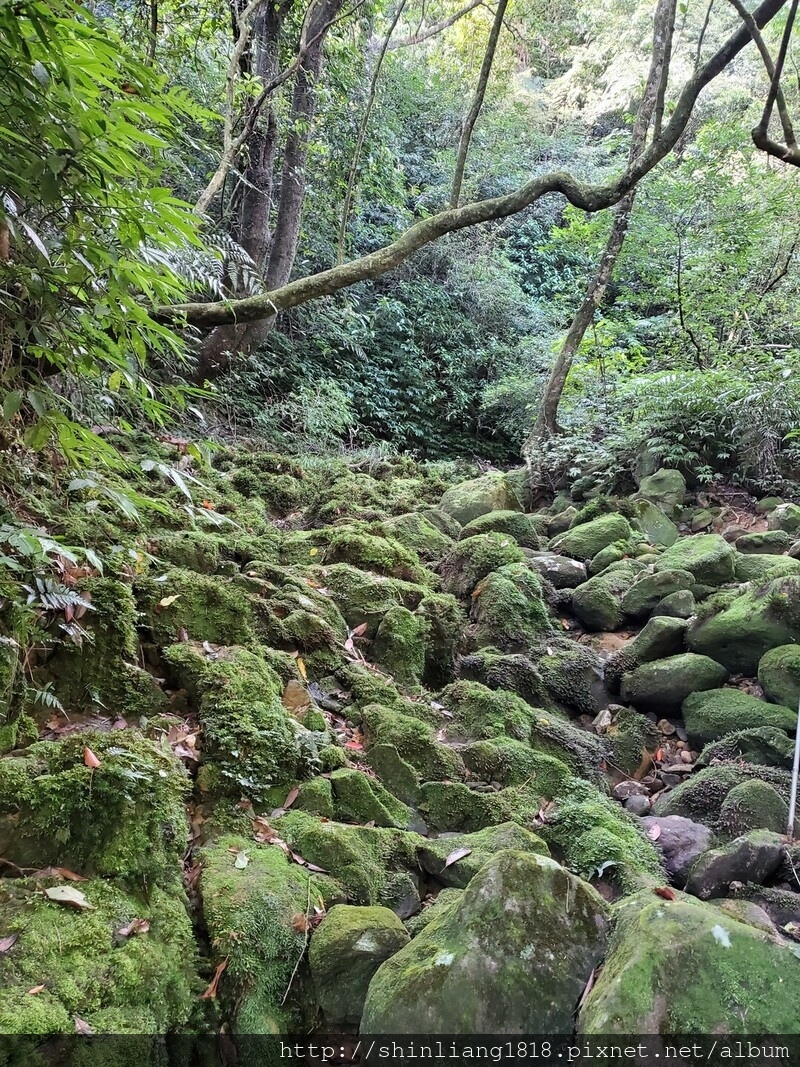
[324,528,432,583]
[719,780,789,836]
[551,514,632,562]
[135,568,255,646]
[621,568,695,619]
[419,774,570,833]
[653,763,792,828]
[372,605,428,686]
[605,616,687,692]
[620,653,728,713]
[459,510,540,548]
[0,876,196,1034]
[361,850,609,1034]
[439,680,535,742]
[537,641,611,717]
[734,553,800,583]
[309,904,409,1024]
[654,533,736,586]
[651,589,697,618]
[438,474,522,527]
[687,574,800,673]
[416,822,549,888]
[735,530,792,555]
[276,812,421,905]
[758,644,800,710]
[607,706,660,776]
[696,726,795,770]
[578,889,800,1034]
[469,563,553,651]
[572,559,644,632]
[199,834,339,1033]
[636,467,686,517]
[380,512,453,560]
[329,768,414,829]
[438,533,524,599]
[682,688,796,746]
[164,643,322,799]
[462,737,572,789]
[767,502,800,534]
[542,777,663,893]
[631,498,679,547]
[0,731,187,886]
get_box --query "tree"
[153,0,790,339]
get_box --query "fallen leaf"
[291,912,309,934]
[27,985,45,995]
[83,747,100,769]
[296,656,307,681]
[200,958,227,1000]
[201,500,215,510]
[178,627,189,642]
[351,622,368,638]
[309,547,318,557]
[156,594,181,609]
[31,866,87,882]
[443,846,472,869]
[647,824,662,842]
[44,885,96,910]
[653,886,676,901]
[116,918,150,938]
[304,861,329,874]
[234,851,249,869]
[283,786,300,809]
[0,934,18,953]
[74,1016,94,1035]
[578,967,597,1011]
[344,739,363,750]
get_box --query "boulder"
[651,589,696,619]
[685,830,784,899]
[735,530,792,555]
[578,889,800,1034]
[469,563,552,651]
[439,474,522,527]
[438,533,524,599]
[550,514,632,561]
[719,780,789,836]
[687,575,800,674]
[639,815,712,887]
[734,553,800,583]
[653,764,792,829]
[571,561,643,632]
[682,688,796,746]
[631,499,679,547]
[416,822,549,889]
[309,905,409,1024]
[527,551,587,588]
[696,726,795,770]
[636,468,686,518]
[361,850,609,1033]
[620,653,728,713]
[758,644,800,710]
[767,502,800,535]
[548,506,579,535]
[621,569,695,619]
[459,510,540,548]
[654,533,735,587]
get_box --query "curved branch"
[157,0,788,327]
[387,0,485,48]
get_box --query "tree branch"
[157,0,789,327]
[387,0,485,48]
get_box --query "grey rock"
[639,814,712,887]
[685,830,784,900]
[528,551,587,588]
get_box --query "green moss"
[469,563,553,651]
[461,738,571,789]
[379,513,453,560]
[551,514,632,561]
[736,530,792,554]
[571,561,643,631]
[459,511,541,548]
[439,533,524,599]
[296,776,335,818]
[542,778,663,892]
[329,768,412,829]
[304,563,425,635]
[325,529,433,584]
[439,680,535,742]
[682,687,796,745]
[372,605,428,686]
[276,811,421,904]
[607,707,660,776]
[417,822,549,888]
[655,533,736,586]
[653,763,792,828]
[164,643,322,799]
[758,643,800,709]
[0,877,196,1034]
[605,616,687,692]
[579,890,800,1033]
[200,834,339,1033]
[620,568,695,619]
[439,473,522,526]
[0,731,187,886]
[135,568,255,646]
[457,649,550,709]
[734,553,800,583]
[620,653,728,713]
[415,591,465,687]
[719,780,789,836]
[309,905,410,1025]
[536,639,609,716]
[364,703,463,785]
[336,661,432,721]
[148,530,224,574]
[420,773,570,834]
[696,726,794,769]
[529,708,609,782]
[406,889,462,936]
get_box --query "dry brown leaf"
[304,861,329,874]
[74,1016,94,1035]
[83,747,100,769]
[351,622,368,638]
[27,985,45,995]
[283,785,300,809]
[647,824,662,842]
[116,918,151,938]
[291,912,310,934]
[200,958,228,1000]
[443,846,472,869]
[32,866,86,882]
[296,656,308,681]
[156,594,181,610]
[653,886,676,901]
[0,934,18,953]
[578,967,597,1011]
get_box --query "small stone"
[592,709,613,733]
[624,794,650,815]
[613,780,649,801]
[659,773,682,789]
[657,718,676,736]
[662,763,692,775]
[680,750,693,764]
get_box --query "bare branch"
[388,0,485,48]
[157,0,789,327]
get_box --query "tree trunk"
[450,0,509,208]
[523,0,677,461]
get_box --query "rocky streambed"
[2,448,800,1046]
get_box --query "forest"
[2,0,800,1051]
